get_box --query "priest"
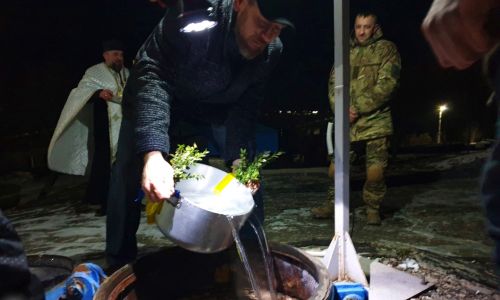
[47,39,129,215]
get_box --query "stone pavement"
[1,150,499,296]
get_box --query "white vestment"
[47,62,129,175]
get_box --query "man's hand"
[231,159,260,195]
[98,89,114,101]
[142,151,175,202]
[245,181,260,195]
[349,107,359,124]
[422,0,497,69]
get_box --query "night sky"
[0,0,496,147]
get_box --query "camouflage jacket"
[329,29,401,142]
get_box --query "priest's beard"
[110,62,123,73]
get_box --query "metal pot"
[155,163,254,253]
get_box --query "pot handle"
[164,190,181,208]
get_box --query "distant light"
[278,110,282,114]
[180,20,217,33]
[312,111,319,114]
[438,104,448,113]
[287,111,292,114]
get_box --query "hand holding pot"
[245,180,260,195]
[142,151,175,202]
[232,159,260,195]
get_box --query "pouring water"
[228,215,263,300]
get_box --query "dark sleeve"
[124,13,181,156]
[481,146,500,272]
[481,56,500,273]
[0,210,31,292]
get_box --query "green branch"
[233,149,284,184]
[169,144,209,181]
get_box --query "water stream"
[228,216,263,300]
[248,215,278,300]
[228,214,280,300]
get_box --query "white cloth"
[47,63,129,175]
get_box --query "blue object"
[207,123,278,156]
[45,263,107,300]
[331,282,368,300]
[172,189,181,200]
[45,283,66,300]
[135,188,145,202]
[134,188,180,203]
[255,123,279,153]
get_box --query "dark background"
[0,0,496,171]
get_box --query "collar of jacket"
[350,28,384,47]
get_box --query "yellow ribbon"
[145,197,164,224]
[213,173,235,195]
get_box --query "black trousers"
[84,97,111,212]
[105,118,142,268]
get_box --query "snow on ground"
[6,199,171,258]
[1,148,499,298]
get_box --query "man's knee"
[328,161,335,178]
[364,163,386,209]
[366,164,384,183]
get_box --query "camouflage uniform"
[321,28,401,219]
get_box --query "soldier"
[311,11,401,225]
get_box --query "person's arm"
[131,17,179,156]
[126,13,182,202]
[421,0,500,69]
[328,67,358,123]
[328,66,336,113]
[352,42,401,115]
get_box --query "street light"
[437,104,448,144]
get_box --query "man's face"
[354,16,377,44]
[233,0,285,59]
[103,50,124,72]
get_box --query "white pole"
[322,0,367,286]
[333,0,350,279]
[437,110,443,144]
[437,105,447,144]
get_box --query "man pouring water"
[106,0,297,271]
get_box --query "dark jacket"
[123,0,282,161]
[481,44,500,275]
[0,210,44,299]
